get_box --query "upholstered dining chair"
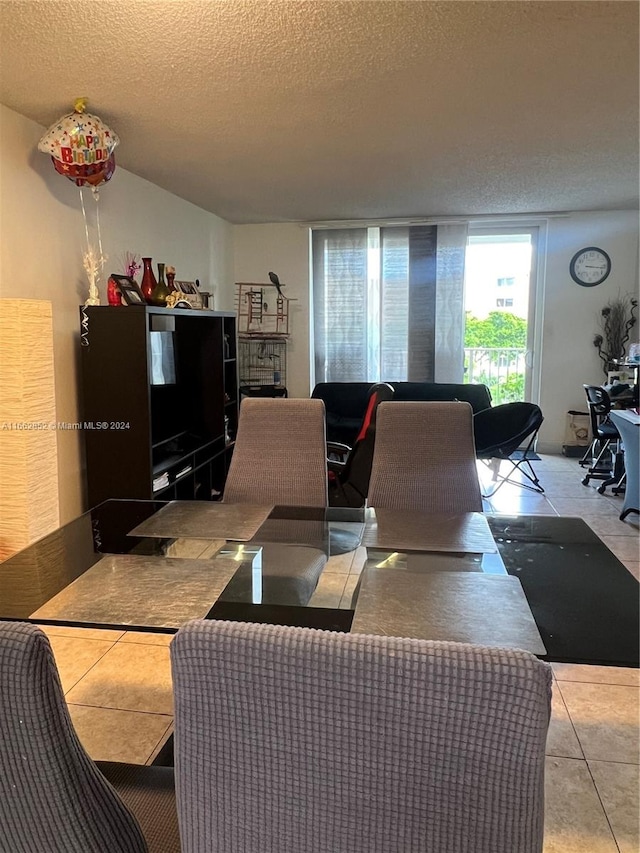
[223,397,330,596]
[171,619,551,853]
[367,401,483,512]
[224,397,328,507]
[0,621,179,853]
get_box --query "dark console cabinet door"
[80,306,238,507]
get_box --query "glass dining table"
[0,499,546,655]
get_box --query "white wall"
[233,211,639,451]
[539,211,639,451]
[233,224,311,397]
[0,104,234,522]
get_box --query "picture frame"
[174,280,203,309]
[110,274,146,306]
[175,280,198,296]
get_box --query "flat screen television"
[149,331,177,385]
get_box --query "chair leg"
[612,471,626,496]
[579,438,597,467]
[511,457,545,493]
[480,458,544,498]
[581,438,613,486]
[480,459,509,498]
[480,433,544,498]
[595,448,626,496]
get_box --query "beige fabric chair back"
[368,401,482,511]
[224,398,328,507]
[171,619,551,853]
[0,622,148,853]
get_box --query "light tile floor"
[41,453,639,852]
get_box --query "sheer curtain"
[434,222,469,383]
[312,223,467,384]
[313,229,368,382]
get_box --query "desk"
[0,500,546,654]
[609,409,640,520]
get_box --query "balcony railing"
[464,347,527,406]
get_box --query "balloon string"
[94,192,104,260]
[79,187,105,261]
[79,187,91,255]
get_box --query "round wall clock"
[569,247,612,287]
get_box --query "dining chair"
[0,621,179,853]
[224,397,328,506]
[223,397,330,596]
[367,401,483,512]
[171,619,551,853]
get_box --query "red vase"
[107,276,122,306]
[140,257,157,304]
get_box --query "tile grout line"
[66,701,173,719]
[144,719,174,765]
[550,682,585,762]
[60,639,120,696]
[554,680,640,769]
[583,758,624,853]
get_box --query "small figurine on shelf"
[83,246,106,306]
[166,265,176,291]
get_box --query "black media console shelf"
[80,306,238,506]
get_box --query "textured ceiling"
[1,1,638,224]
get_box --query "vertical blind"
[312,226,437,383]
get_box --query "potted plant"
[593,293,638,375]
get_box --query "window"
[312,226,437,383]
[464,224,543,406]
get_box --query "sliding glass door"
[463,225,542,405]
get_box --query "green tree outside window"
[464,311,527,403]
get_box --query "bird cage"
[238,337,287,390]
[235,282,291,336]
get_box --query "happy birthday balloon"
[38,97,119,189]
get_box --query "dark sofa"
[312,381,493,446]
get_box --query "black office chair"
[328,382,394,507]
[580,385,623,494]
[473,402,544,497]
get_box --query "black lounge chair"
[474,402,544,497]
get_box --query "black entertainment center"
[79,306,238,506]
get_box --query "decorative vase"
[140,257,157,304]
[151,263,170,307]
[166,269,176,291]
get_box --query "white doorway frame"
[466,220,547,405]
